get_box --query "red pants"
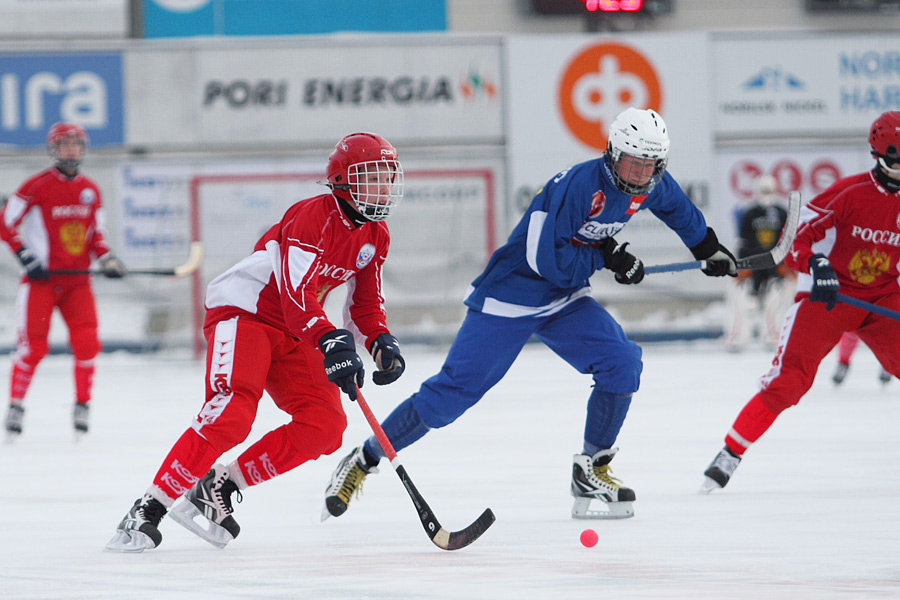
[10,279,100,403]
[150,315,347,503]
[726,295,900,454]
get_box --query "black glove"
[689,228,738,277]
[370,333,405,386]
[99,253,126,279]
[319,329,364,401]
[599,237,644,284]
[808,253,839,310]
[15,247,47,281]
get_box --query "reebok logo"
[321,334,349,353]
[325,359,355,375]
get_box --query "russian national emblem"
[848,249,891,285]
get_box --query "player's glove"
[319,328,365,401]
[599,237,644,284]
[808,253,839,310]
[99,253,126,279]
[15,247,47,281]
[689,228,738,277]
[370,333,405,386]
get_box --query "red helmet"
[326,132,403,221]
[46,122,88,172]
[869,112,900,164]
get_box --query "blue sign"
[0,53,124,147]
[143,0,447,38]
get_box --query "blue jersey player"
[323,108,737,520]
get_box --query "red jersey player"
[702,112,900,492]
[105,132,407,552]
[1,122,125,441]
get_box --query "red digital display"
[530,0,671,16]
[585,0,642,11]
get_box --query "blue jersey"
[464,155,710,317]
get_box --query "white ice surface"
[1,342,898,600]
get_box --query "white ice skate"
[571,448,635,519]
[169,464,241,549]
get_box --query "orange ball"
[580,528,599,548]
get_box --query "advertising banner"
[126,40,501,147]
[142,0,446,38]
[713,34,900,137]
[0,53,124,147]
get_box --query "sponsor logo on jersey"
[850,225,900,247]
[576,220,625,241]
[588,190,606,218]
[80,188,97,205]
[625,195,648,215]
[848,248,891,285]
[356,243,376,269]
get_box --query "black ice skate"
[879,368,892,385]
[72,402,89,440]
[571,448,635,519]
[832,362,850,385]
[5,403,24,442]
[169,464,241,548]
[105,493,167,553]
[700,446,742,494]
[322,446,379,520]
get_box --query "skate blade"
[104,529,156,553]
[4,431,20,444]
[73,430,87,443]
[571,497,634,520]
[169,499,235,549]
[320,503,332,522]
[699,476,723,495]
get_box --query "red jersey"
[0,167,111,279]
[785,170,900,302]
[204,193,391,350]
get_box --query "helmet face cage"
[605,108,670,195]
[47,122,88,172]
[347,158,403,221]
[869,112,900,175]
[606,148,668,196]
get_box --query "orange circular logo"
[558,42,662,151]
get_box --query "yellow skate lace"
[593,464,626,489]
[336,464,368,504]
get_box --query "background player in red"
[105,132,408,552]
[702,112,900,492]
[830,331,892,385]
[1,122,125,441]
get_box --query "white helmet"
[606,108,670,195]
[753,174,779,207]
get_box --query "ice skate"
[72,402,89,440]
[105,493,167,553]
[322,446,379,520]
[4,403,24,443]
[879,368,892,385]
[571,448,635,519]
[700,446,742,494]
[832,362,850,385]
[169,464,241,548]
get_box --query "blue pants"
[364,297,642,461]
